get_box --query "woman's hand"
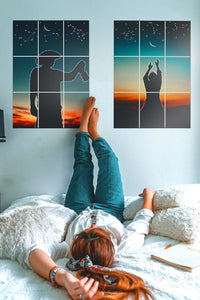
[139,188,155,211]
[148,63,153,70]
[139,188,155,199]
[55,270,100,299]
[155,59,159,68]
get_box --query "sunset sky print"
[13,20,89,128]
[63,93,89,127]
[13,93,37,128]
[114,20,191,128]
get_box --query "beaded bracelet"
[49,265,65,287]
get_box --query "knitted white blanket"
[0,195,200,299]
[1,235,200,300]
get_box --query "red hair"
[71,227,114,267]
[70,227,154,300]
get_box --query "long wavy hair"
[70,227,154,300]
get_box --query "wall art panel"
[13,20,89,128]
[114,21,190,128]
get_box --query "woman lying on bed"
[26,97,155,300]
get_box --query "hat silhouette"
[40,50,61,57]
[37,51,61,66]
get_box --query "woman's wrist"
[54,269,68,287]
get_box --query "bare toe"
[79,97,96,132]
[84,96,96,111]
[88,108,100,140]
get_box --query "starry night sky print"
[65,21,89,55]
[39,21,63,55]
[166,21,190,56]
[140,21,164,56]
[13,21,37,56]
[114,21,139,56]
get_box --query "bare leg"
[88,108,100,140]
[65,97,96,213]
[79,97,96,133]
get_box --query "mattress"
[0,194,200,300]
[0,234,200,300]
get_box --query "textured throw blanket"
[0,195,200,299]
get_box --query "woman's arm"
[29,248,59,280]
[155,59,161,74]
[117,190,155,253]
[143,63,153,79]
[124,188,155,240]
[29,248,99,299]
[139,188,155,211]
[155,59,162,90]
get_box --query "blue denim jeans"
[64,132,124,222]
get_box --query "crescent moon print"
[149,41,157,47]
[44,25,51,32]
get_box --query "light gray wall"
[0,0,200,211]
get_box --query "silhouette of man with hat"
[30,51,89,128]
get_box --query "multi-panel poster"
[114,21,191,128]
[13,21,89,128]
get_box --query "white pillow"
[123,185,200,242]
[0,195,76,268]
[150,207,200,242]
[123,184,200,220]
[123,196,143,220]
[153,184,200,210]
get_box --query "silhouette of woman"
[30,50,89,128]
[141,59,164,128]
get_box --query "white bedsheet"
[1,234,200,300]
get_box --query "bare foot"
[79,97,96,132]
[88,108,100,140]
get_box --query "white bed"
[0,194,200,300]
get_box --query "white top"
[25,207,154,269]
